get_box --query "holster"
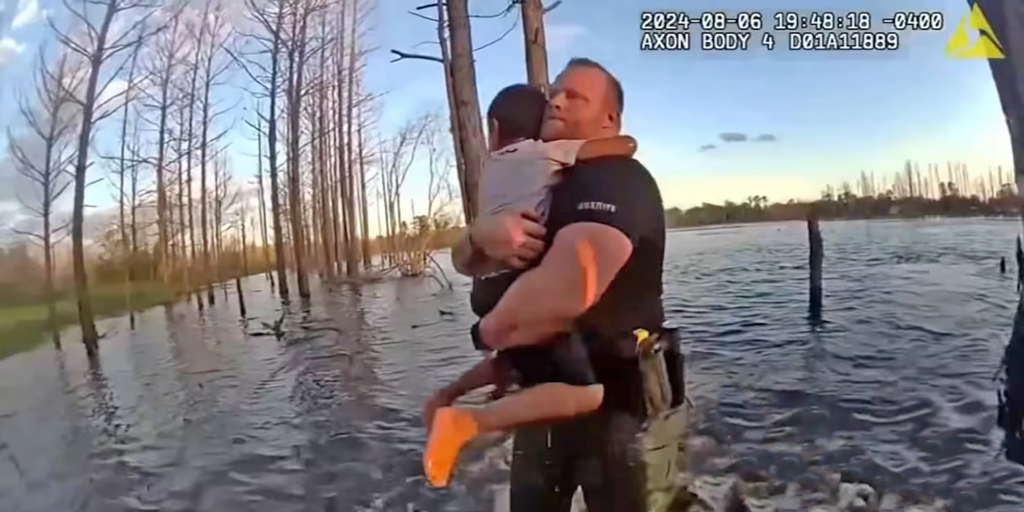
[635,325,686,417]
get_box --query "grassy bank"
[0,282,176,360]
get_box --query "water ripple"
[0,218,1023,510]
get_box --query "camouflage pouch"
[635,329,674,417]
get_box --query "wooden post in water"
[235,277,246,319]
[807,205,823,320]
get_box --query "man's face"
[540,65,615,141]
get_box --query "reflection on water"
[0,218,1023,511]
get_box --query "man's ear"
[604,111,620,129]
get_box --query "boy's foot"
[423,406,479,487]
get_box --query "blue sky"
[0,0,1014,236]
[369,0,1011,209]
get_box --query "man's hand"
[471,209,547,268]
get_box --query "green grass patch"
[0,281,177,360]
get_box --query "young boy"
[423,84,638,487]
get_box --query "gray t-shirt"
[478,138,587,221]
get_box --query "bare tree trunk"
[213,157,222,290]
[375,186,383,264]
[9,51,79,349]
[117,44,140,322]
[357,105,371,268]
[343,0,360,278]
[199,6,216,306]
[154,67,171,285]
[176,107,189,294]
[334,6,352,275]
[316,24,335,278]
[128,123,141,328]
[255,114,273,284]
[329,84,342,274]
[433,2,467,224]
[520,0,549,93]
[285,3,312,298]
[310,110,323,275]
[445,0,486,223]
[43,224,59,348]
[185,10,206,310]
[63,0,136,356]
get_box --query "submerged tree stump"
[235,278,247,319]
[807,207,823,320]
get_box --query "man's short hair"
[486,83,547,146]
[564,57,624,116]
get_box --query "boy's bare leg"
[473,382,604,431]
[424,383,604,487]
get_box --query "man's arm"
[479,223,631,347]
[479,159,655,349]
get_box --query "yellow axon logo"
[945,3,1005,59]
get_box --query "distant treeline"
[666,162,1019,227]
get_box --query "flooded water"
[1,218,1023,512]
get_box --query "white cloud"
[100,78,128,101]
[545,22,587,52]
[0,36,25,66]
[11,0,39,28]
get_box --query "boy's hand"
[489,354,514,400]
[423,388,457,430]
[470,209,546,269]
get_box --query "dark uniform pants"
[508,406,686,512]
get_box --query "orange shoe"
[423,407,479,487]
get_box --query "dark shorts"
[507,330,689,512]
[509,402,687,512]
[470,322,597,387]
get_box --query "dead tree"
[443,0,485,223]
[235,0,290,299]
[313,16,335,278]
[356,91,372,267]
[250,108,274,284]
[334,3,352,275]
[52,0,156,357]
[396,112,455,278]
[379,114,429,265]
[124,121,149,328]
[520,0,549,91]
[213,154,239,285]
[197,1,234,305]
[110,37,142,323]
[282,0,324,298]
[6,49,80,349]
[141,7,183,286]
[173,97,190,294]
[182,6,208,309]
[390,0,492,224]
[340,0,361,278]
